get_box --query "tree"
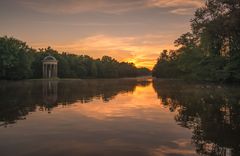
[101,56,119,78]
[90,62,98,77]
[174,32,196,49]
[0,36,33,80]
[152,50,182,78]
[137,67,151,76]
[1,36,149,80]
[153,0,240,82]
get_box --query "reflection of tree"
[0,79,151,126]
[153,79,240,156]
[57,79,150,104]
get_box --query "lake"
[0,78,239,156]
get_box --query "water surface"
[0,78,239,156]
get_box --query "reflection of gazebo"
[42,80,58,113]
[42,81,58,110]
[42,55,58,78]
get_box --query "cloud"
[37,21,141,27]
[20,0,146,14]
[148,0,203,15]
[148,0,203,8]
[30,34,175,69]
[20,0,203,15]
[170,8,197,15]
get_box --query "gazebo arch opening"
[42,55,58,78]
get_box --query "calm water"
[0,78,239,156]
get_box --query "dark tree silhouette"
[0,36,151,80]
[153,0,240,82]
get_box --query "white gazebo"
[42,55,58,78]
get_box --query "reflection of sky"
[0,83,196,156]
[0,0,203,69]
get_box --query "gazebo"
[42,55,58,78]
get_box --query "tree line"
[153,0,240,82]
[0,36,151,80]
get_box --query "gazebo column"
[44,64,47,78]
[51,64,54,78]
[53,64,56,77]
[56,64,58,77]
[49,64,51,78]
[45,64,47,78]
[47,64,49,78]
[50,64,52,78]
[48,64,50,78]
[52,64,54,77]
[42,63,45,78]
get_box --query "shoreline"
[0,76,153,82]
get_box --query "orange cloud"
[170,8,197,15]
[31,34,176,69]
[148,0,203,8]
[148,0,204,15]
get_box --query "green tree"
[101,56,119,78]
[0,36,151,80]
[0,36,33,80]
[153,0,240,82]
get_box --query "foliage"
[0,36,34,80]
[0,36,151,80]
[153,0,240,82]
[152,50,182,78]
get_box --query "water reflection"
[0,78,239,156]
[0,78,151,126]
[153,79,240,156]
[42,81,58,110]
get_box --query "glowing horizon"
[0,0,203,69]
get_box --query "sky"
[0,0,203,69]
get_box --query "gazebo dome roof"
[43,55,57,62]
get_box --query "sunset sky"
[0,0,203,69]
